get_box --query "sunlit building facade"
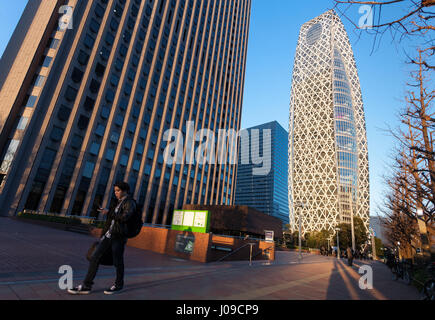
[288,10,370,233]
[0,0,252,225]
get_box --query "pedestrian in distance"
[347,247,353,267]
[68,181,137,295]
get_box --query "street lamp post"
[349,186,356,252]
[335,227,341,260]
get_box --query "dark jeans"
[83,236,127,288]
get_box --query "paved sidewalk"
[0,217,422,300]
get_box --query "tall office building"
[235,121,289,225]
[288,10,370,233]
[0,0,252,226]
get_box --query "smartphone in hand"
[97,206,108,214]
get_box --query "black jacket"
[101,195,136,238]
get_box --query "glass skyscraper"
[0,0,252,225]
[288,10,370,233]
[235,121,289,225]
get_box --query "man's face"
[114,186,126,200]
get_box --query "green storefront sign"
[171,210,210,234]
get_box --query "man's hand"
[98,207,109,215]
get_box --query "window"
[64,86,77,102]
[50,126,64,142]
[71,135,83,149]
[89,79,101,93]
[136,144,144,154]
[127,17,135,29]
[17,117,29,130]
[77,115,89,130]
[49,38,60,49]
[42,56,53,68]
[95,3,105,18]
[144,165,151,175]
[78,50,89,65]
[34,75,46,87]
[131,4,138,17]
[114,114,124,126]
[123,31,131,43]
[110,131,120,143]
[89,18,100,33]
[133,160,140,171]
[95,124,105,137]
[101,106,110,119]
[128,122,136,133]
[110,18,119,31]
[110,74,120,87]
[120,154,128,166]
[105,32,115,46]
[0,139,20,172]
[138,28,146,41]
[105,89,115,103]
[95,63,106,77]
[124,138,132,149]
[84,34,95,49]
[113,4,123,17]
[132,55,139,67]
[115,58,123,71]
[71,68,84,83]
[25,95,38,108]
[119,97,128,110]
[132,106,140,118]
[100,46,110,60]
[147,149,154,159]
[119,44,128,57]
[106,149,115,161]
[83,161,95,178]
[124,83,132,95]
[127,68,136,81]
[57,105,71,121]
[83,96,95,111]
[89,142,100,155]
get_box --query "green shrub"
[412,266,432,292]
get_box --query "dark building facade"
[183,204,283,239]
[235,121,289,225]
[0,0,252,225]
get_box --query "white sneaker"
[67,284,91,295]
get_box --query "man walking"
[68,181,136,295]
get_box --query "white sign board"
[193,211,206,228]
[172,211,184,226]
[265,230,274,242]
[182,211,195,227]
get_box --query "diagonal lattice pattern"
[288,10,370,234]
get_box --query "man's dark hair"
[114,181,130,193]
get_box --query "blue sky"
[0,1,417,218]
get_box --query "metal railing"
[217,242,258,265]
